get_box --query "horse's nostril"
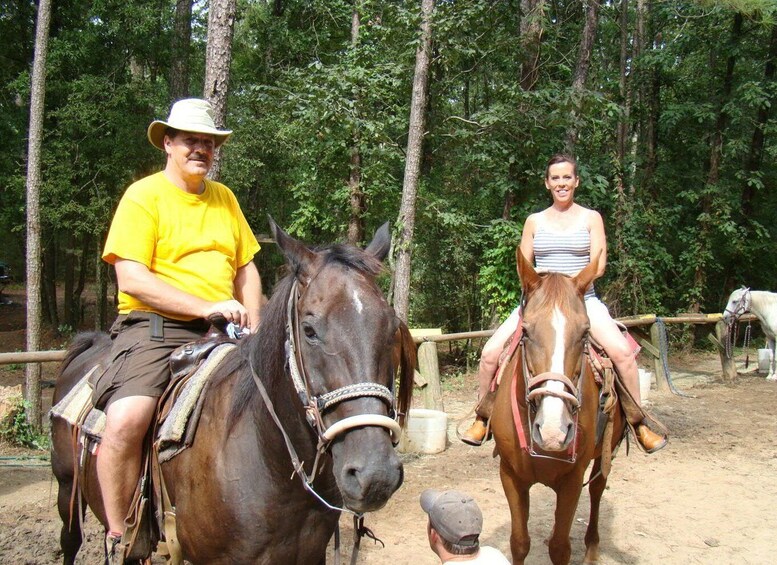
[565,423,575,445]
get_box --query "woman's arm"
[519,213,538,265]
[588,210,607,278]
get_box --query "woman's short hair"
[545,153,578,178]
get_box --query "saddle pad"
[157,342,236,462]
[49,366,106,436]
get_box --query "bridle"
[249,277,400,563]
[517,331,588,464]
[724,287,751,359]
[724,287,751,321]
[249,277,400,562]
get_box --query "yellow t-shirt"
[103,172,260,320]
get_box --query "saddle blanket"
[48,342,236,461]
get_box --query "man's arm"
[114,259,251,329]
[234,261,262,332]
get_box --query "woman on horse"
[462,153,667,454]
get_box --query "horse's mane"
[213,242,386,433]
[527,272,584,315]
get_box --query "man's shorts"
[89,311,210,410]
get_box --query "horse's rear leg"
[583,458,607,564]
[54,472,84,565]
[51,421,84,565]
[499,463,531,564]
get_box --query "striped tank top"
[533,217,595,298]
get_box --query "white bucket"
[398,408,448,454]
[638,369,652,401]
[757,349,773,373]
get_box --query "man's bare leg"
[96,395,158,535]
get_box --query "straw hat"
[147,98,232,151]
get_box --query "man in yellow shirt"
[91,98,262,563]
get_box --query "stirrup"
[105,533,125,565]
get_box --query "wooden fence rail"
[410,313,758,411]
[0,313,760,414]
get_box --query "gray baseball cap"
[420,489,483,547]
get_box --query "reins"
[249,277,399,564]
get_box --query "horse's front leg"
[548,472,585,565]
[767,337,777,381]
[499,461,531,565]
[583,458,607,564]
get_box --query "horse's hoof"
[766,374,777,382]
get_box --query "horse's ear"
[268,215,317,279]
[573,251,601,297]
[516,248,541,295]
[365,222,391,261]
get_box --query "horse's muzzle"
[331,425,403,513]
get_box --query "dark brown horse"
[50,219,415,564]
[491,250,625,564]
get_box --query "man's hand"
[203,299,251,332]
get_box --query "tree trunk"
[42,239,58,327]
[565,0,600,152]
[393,0,434,323]
[691,13,742,313]
[642,0,659,196]
[742,22,777,217]
[616,0,630,170]
[204,0,237,181]
[63,234,75,329]
[519,0,545,91]
[501,0,545,219]
[170,0,193,100]
[25,0,52,431]
[347,1,365,245]
[96,241,108,331]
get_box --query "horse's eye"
[302,323,318,341]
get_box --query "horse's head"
[723,287,750,324]
[269,218,411,513]
[517,249,599,452]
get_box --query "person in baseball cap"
[420,489,510,563]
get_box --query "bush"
[0,397,49,450]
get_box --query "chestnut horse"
[50,219,415,564]
[491,250,626,564]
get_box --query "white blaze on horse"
[723,287,777,381]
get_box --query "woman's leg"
[462,307,521,445]
[585,298,641,414]
[476,306,522,399]
[586,297,666,453]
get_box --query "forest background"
[2,0,776,341]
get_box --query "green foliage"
[0,398,49,450]
[2,0,777,336]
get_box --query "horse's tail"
[57,331,110,377]
[394,321,417,428]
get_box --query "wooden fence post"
[649,323,668,392]
[417,341,443,411]
[712,321,737,381]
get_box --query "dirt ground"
[1,287,776,564]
